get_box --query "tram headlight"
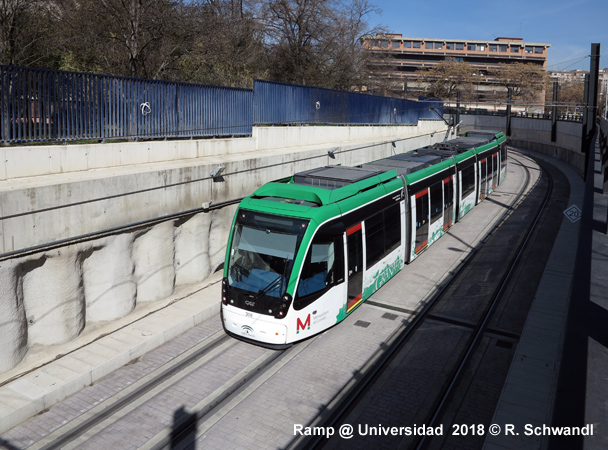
[274,293,292,319]
[222,278,228,304]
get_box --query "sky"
[368,0,608,71]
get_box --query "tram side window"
[461,165,475,198]
[366,203,402,267]
[430,182,443,223]
[295,229,344,309]
[500,144,507,164]
[366,212,384,267]
[384,203,401,255]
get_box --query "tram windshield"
[227,210,308,298]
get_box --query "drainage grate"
[495,340,514,349]
[354,320,371,328]
[382,313,398,321]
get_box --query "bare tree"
[546,79,584,116]
[0,0,59,67]
[490,62,548,101]
[177,0,267,87]
[318,0,382,90]
[260,0,381,89]
[55,0,199,79]
[417,59,475,101]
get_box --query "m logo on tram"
[296,314,311,333]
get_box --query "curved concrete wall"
[20,250,85,346]
[0,122,447,374]
[0,260,27,373]
[0,211,236,374]
[453,115,584,174]
[82,234,136,323]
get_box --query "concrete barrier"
[454,115,584,174]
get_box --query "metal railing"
[0,66,254,143]
[0,66,444,144]
[444,106,583,122]
[254,79,441,125]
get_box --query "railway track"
[24,330,316,450]
[292,151,567,450]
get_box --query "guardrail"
[0,66,443,144]
[444,106,583,122]
[253,79,441,125]
[0,66,253,143]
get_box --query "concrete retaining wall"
[0,124,442,181]
[0,121,447,374]
[453,115,584,174]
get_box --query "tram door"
[414,189,429,254]
[492,153,499,189]
[479,159,487,200]
[346,224,363,313]
[443,176,454,230]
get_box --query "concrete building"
[548,69,608,117]
[362,34,550,106]
[548,68,608,94]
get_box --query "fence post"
[506,88,512,137]
[551,82,558,142]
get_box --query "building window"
[535,47,544,54]
[412,41,421,48]
[499,45,507,52]
[456,43,464,50]
[392,41,400,48]
[404,41,411,48]
[435,43,442,49]
[425,42,433,49]
[467,44,475,51]
[511,46,519,53]
[477,44,485,51]
[380,40,388,48]
[489,44,497,52]
[525,46,533,54]
[446,43,454,50]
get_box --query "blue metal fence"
[253,79,442,125]
[0,66,253,143]
[0,66,443,144]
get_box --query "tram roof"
[244,135,506,215]
[251,167,400,208]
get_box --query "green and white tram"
[221,132,508,347]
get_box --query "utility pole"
[551,82,558,142]
[583,43,600,180]
[506,88,512,137]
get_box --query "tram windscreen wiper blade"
[255,274,283,298]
